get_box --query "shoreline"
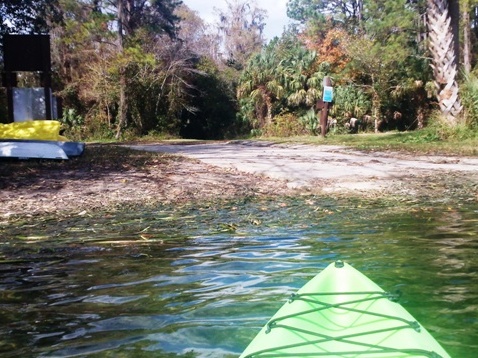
[1,143,477,223]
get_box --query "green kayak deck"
[240,261,451,358]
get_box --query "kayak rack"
[243,291,443,358]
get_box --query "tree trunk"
[116,0,127,139]
[265,100,272,126]
[372,90,381,133]
[426,0,462,124]
[463,8,472,73]
[116,70,128,139]
[448,0,460,66]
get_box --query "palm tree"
[237,51,284,127]
[427,0,463,123]
[283,47,323,108]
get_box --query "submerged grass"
[0,195,461,249]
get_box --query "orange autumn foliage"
[301,28,350,72]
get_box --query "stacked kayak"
[240,261,451,358]
[0,120,84,159]
[0,120,67,141]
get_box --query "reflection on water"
[0,198,477,357]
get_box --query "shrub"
[59,107,85,140]
[460,72,478,128]
[330,85,371,123]
[423,110,478,141]
[262,113,308,137]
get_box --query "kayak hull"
[0,141,68,159]
[0,139,84,158]
[240,261,451,358]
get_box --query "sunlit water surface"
[1,198,477,357]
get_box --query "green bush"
[298,109,318,135]
[263,113,308,137]
[460,72,478,128]
[330,85,371,124]
[59,107,85,140]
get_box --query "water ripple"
[1,200,477,357]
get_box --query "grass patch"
[261,129,478,156]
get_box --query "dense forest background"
[1,0,478,140]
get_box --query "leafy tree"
[52,0,243,140]
[287,0,364,30]
[0,0,64,63]
[50,0,189,138]
[0,0,62,36]
[314,0,429,130]
[287,0,323,24]
[51,1,117,134]
[301,23,350,74]
[110,0,182,138]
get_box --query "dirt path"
[128,141,478,194]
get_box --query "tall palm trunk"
[427,0,462,123]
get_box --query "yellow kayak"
[0,120,67,141]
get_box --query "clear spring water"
[1,197,477,357]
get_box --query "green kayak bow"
[240,260,451,358]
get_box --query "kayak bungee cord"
[243,324,442,357]
[243,292,441,357]
[242,349,443,357]
[266,291,418,333]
